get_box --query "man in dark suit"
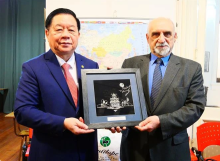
[14,8,98,161]
[119,17,206,161]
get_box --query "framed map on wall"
[75,18,150,69]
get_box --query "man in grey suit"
[119,17,206,161]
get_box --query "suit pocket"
[172,131,188,145]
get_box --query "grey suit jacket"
[120,54,205,161]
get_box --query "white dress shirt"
[55,53,79,88]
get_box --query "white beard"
[154,42,171,57]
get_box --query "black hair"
[45,8,80,31]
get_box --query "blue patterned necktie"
[150,58,162,110]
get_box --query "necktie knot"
[156,58,162,65]
[62,63,70,71]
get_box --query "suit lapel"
[152,54,180,113]
[75,53,84,113]
[44,50,75,108]
[75,52,83,80]
[139,54,151,114]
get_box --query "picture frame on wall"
[81,68,148,129]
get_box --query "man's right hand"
[64,117,94,135]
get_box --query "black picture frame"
[81,68,148,129]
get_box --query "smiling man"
[14,8,98,161]
[119,17,206,161]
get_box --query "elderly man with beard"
[117,17,206,161]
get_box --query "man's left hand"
[135,116,160,132]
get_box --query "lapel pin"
[81,65,84,68]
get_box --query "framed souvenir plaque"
[81,68,148,129]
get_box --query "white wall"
[46,0,176,20]
[218,24,220,78]
[175,0,207,66]
[203,0,220,106]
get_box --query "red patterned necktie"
[62,63,78,107]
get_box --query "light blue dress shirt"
[149,53,171,95]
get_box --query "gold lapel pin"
[81,65,84,68]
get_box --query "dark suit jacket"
[120,54,206,161]
[14,50,98,161]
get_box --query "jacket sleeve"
[14,62,65,136]
[158,64,206,139]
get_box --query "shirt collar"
[150,53,170,67]
[55,53,76,68]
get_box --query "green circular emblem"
[100,136,111,147]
